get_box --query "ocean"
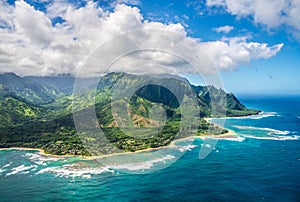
[1,95,300,201]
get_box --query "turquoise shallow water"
[1,95,300,201]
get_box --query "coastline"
[1,103,261,160]
[0,128,238,160]
[0,147,67,158]
[0,116,240,160]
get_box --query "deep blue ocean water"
[1,95,300,201]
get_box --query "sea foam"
[242,134,300,141]
[0,162,12,175]
[225,111,279,120]
[36,155,177,177]
[5,165,38,176]
[109,155,176,171]
[204,136,246,142]
[24,152,62,166]
[233,125,290,135]
[221,136,246,142]
[37,164,114,178]
[178,145,197,152]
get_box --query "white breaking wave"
[242,134,300,141]
[24,153,61,166]
[205,136,246,142]
[36,164,114,178]
[36,155,176,177]
[5,165,38,176]
[221,136,246,142]
[233,125,290,135]
[0,162,13,174]
[1,162,12,169]
[201,143,212,148]
[178,145,197,152]
[110,155,176,171]
[225,111,279,120]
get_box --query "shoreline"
[0,129,238,160]
[0,116,238,160]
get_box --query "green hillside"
[0,72,260,156]
[0,73,61,104]
[0,96,43,128]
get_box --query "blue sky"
[1,0,300,94]
[140,0,300,94]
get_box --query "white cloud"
[115,0,141,6]
[14,0,53,45]
[108,0,141,8]
[0,1,14,28]
[0,0,283,76]
[200,37,283,69]
[46,0,73,19]
[213,25,234,33]
[207,0,300,41]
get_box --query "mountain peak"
[0,72,19,78]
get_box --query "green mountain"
[0,72,259,156]
[0,73,61,104]
[25,74,75,95]
[95,72,258,117]
[194,85,257,117]
[0,96,43,128]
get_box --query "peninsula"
[0,72,259,156]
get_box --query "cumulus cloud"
[0,1,13,28]
[14,0,53,45]
[0,0,283,76]
[113,0,141,6]
[46,0,73,19]
[200,37,283,69]
[206,0,300,41]
[213,25,234,33]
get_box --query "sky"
[0,0,299,94]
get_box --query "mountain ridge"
[0,72,260,155]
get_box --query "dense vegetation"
[0,72,259,156]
